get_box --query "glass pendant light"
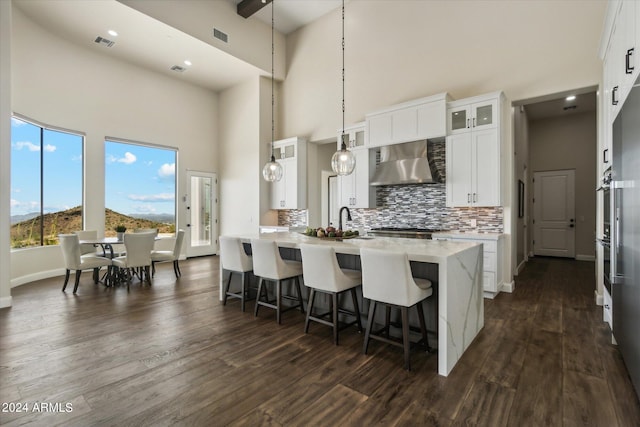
[262,0,283,182]
[331,0,355,176]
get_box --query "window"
[10,116,83,248]
[104,140,176,237]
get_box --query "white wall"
[282,0,606,141]
[513,106,530,272]
[9,7,219,286]
[1,0,13,307]
[218,78,262,235]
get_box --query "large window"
[10,116,83,248]
[104,140,176,237]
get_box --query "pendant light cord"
[341,0,346,150]
[271,0,275,161]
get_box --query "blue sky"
[105,140,175,216]
[10,117,176,218]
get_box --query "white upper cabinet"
[269,137,307,210]
[600,0,639,168]
[447,98,498,134]
[366,93,449,148]
[446,92,504,207]
[336,123,376,209]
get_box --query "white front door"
[186,171,218,257]
[533,169,575,258]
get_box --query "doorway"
[186,171,218,257]
[533,169,576,258]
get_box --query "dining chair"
[59,234,112,293]
[112,232,156,288]
[299,243,362,345]
[360,247,433,371]
[151,230,185,278]
[74,230,100,257]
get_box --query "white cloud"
[133,204,157,213]
[12,141,57,152]
[158,163,175,178]
[128,193,175,202]
[118,152,137,164]
[11,117,26,126]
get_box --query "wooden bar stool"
[251,239,305,324]
[299,244,362,345]
[360,247,433,371]
[219,236,253,312]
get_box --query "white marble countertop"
[433,231,504,241]
[231,231,480,264]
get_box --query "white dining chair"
[360,247,433,371]
[219,236,254,312]
[112,232,156,288]
[251,239,305,324]
[59,234,112,293]
[74,230,101,257]
[151,230,185,278]
[299,243,362,345]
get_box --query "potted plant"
[115,225,127,240]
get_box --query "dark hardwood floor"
[1,256,639,426]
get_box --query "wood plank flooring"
[1,256,639,426]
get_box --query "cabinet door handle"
[604,148,609,164]
[467,193,471,203]
[472,117,476,127]
[626,48,635,74]
[612,86,619,106]
[473,193,477,203]
[467,118,470,129]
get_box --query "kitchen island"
[226,232,483,376]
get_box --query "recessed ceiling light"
[108,30,118,37]
[184,60,192,66]
[566,95,576,101]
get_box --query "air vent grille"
[94,36,115,48]
[563,105,577,111]
[170,65,187,73]
[213,28,228,43]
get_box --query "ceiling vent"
[94,36,115,48]
[170,65,187,73]
[213,28,228,43]
[563,105,577,111]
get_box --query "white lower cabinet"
[433,233,504,298]
[603,287,613,330]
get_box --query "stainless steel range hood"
[369,140,442,186]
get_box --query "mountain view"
[10,206,175,248]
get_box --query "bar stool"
[251,239,305,324]
[299,244,363,345]
[360,247,433,371]
[219,236,254,312]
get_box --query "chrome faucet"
[339,206,352,231]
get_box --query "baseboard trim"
[595,290,603,306]
[501,281,515,293]
[576,255,596,262]
[11,268,65,288]
[0,296,12,308]
[516,259,526,275]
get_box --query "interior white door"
[533,170,575,258]
[186,171,218,257]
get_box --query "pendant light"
[262,0,283,182]
[331,0,355,176]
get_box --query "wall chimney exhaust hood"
[369,140,442,186]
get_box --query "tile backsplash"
[278,139,504,233]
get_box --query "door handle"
[612,86,619,106]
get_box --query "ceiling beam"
[237,0,271,19]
